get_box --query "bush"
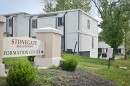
[27,56,35,62]
[60,57,78,71]
[6,61,36,86]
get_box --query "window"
[58,17,63,26]
[116,48,121,54]
[9,19,12,27]
[32,19,37,28]
[119,49,121,53]
[106,48,108,52]
[98,48,102,53]
[92,37,94,49]
[87,20,90,29]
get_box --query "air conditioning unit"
[67,49,73,54]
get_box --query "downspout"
[12,16,14,37]
[78,10,80,53]
[63,12,67,52]
[55,17,57,29]
[6,17,8,37]
[29,16,33,37]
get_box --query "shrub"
[60,57,78,71]
[27,56,35,62]
[6,61,36,86]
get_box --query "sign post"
[0,16,6,76]
[107,48,113,69]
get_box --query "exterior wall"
[6,16,12,35]
[36,11,79,52]
[79,12,98,58]
[30,16,38,37]
[98,41,110,48]
[31,16,57,37]
[3,22,6,33]
[63,11,79,52]
[3,22,7,37]
[5,13,30,37]
[118,45,125,54]
[80,12,98,36]
[15,14,29,37]
[38,17,56,28]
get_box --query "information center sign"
[3,37,44,58]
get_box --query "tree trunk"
[112,48,116,60]
[124,32,127,60]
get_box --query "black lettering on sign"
[12,51,17,55]
[11,39,14,44]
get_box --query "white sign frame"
[3,37,44,58]
[107,48,113,58]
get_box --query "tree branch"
[91,0,103,18]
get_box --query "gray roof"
[3,12,30,17]
[30,9,98,22]
[2,9,98,22]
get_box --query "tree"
[92,0,130,60]
[126,32,130,55]
[124,21,130,59]
[41,0,91,12]
[98,32,104,41]
[121,0,130,59]
[41,0,56,12]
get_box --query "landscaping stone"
[87,66,99,71]
[119,66,127,70]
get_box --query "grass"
[0,54,130,86]
[3,56,28,65]
[62,53,130,86]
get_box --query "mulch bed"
[32,68,116,86]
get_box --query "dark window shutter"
[9,19,12,27]
[32,19,37,28]
[58,17,60,26]
[58,17,63,26]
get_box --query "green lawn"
[1,54,130,86]
[62,53,130,86]
[3,56,28,65]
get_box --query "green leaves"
[42,0,91,12]
[6,61,36,86]
[60,57,78,71]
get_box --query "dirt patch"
[128,70,130,72]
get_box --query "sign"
[107,48,113,58]
[3,37,44,58]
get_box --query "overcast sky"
[0,0,43,15]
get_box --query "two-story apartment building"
[98,41,125,55]
[3,9,98,58]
